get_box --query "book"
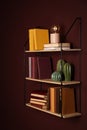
[37,57,52,79]
[44,47,70,51]
[29,29,35,51]
[29,28,49,50]
[44,43,71,48]
[30,97,47,103]
[30,100,47,105]
[49,87,61,113]
[28,57,38,78]
[30,90,48,99]
[31,57,38,78]
[44,43,71,51]
[28,57,32,78]
[62,88,75,114]
[30,103,48,110]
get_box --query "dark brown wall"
[1,0,87,130]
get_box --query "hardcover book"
[30,103,48,110]
[44,43,71,50]
[49,87,61,113]
[30,90,48,99]
[28,57,32,78]
[62,88,75,114]
[30,97,47,103]
[37,57,53,79]
[44,43,70,48]
[29,28,49,50]
[29,29,35,51]
[30,100,47,105]
[28,57,38,78]
[31,57,38,78]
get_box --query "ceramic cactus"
[51,71,64,81]
[63,63,72,81]
[56,59,65,72]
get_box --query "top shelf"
[25,49,81,53]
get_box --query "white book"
[44,47,70,51]
[44,43,71,48]
[30,98,47,103]
[30,100,47,105]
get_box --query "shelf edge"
[26,103,81,118]
[63,112,81,118]
[26,103,62,117]
[25,48,81,53]
[25,77,80,85]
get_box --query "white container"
[50,33,60,43]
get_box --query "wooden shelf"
[63,113,81,118]
[26,103,62,117]
[25,48,81,53]
[25,77,80,86]
[26,103,81,118]
[24,18,82,119]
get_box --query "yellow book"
[50,87,60,113]
[29,29,35,51]
[62,88,75,114]
[29,28,49,50]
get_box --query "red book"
[30,103,47,110]
[31,57,38,78]
[37,57,52,79]
[30,90,48,99]
[28,57,39,78]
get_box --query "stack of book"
[29,90,49,110]
[43,43,71,51]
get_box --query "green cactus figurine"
[51,71,64,81]
[63,63,72,81]
[56,59,65,72]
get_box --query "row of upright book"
[28,56,52,79]
[29,87,76,114]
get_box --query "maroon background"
[1,0,87,130]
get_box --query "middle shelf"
[25,77,80,86]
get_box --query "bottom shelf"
[26,103,81,118]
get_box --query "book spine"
[62,88,75,114]
[28,57,32,78]
[30,100,47,105]
[30,98,47,103]
[31,93,48,99]
[30,103,48,110]
[29,29,35,51]
[37,57,52,79]
[31,57,38,78]
[50,87,61,113]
